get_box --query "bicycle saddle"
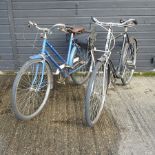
[120,18,138,25]
[68,26,85,33]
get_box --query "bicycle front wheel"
[71,48,93,85]
[121,37,137,85]
[84,61,108,127]
[12,59,53,120]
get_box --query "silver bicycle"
[85,17,138,127]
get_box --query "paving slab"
[0,75,154,155]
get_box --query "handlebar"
[91,17,137,27]
[28,21,50,32]
[49,23,66,30]
[28,21,74,34]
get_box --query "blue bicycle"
[12,21,95,120]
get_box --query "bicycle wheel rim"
[71,48,93,85]
[12,60,51,120]
[85,61,108,126]
[121,38,137,85]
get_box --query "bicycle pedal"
[64,65,73,69]
[126,64,136,70]
[80,60,86,64]
[57,76,66,85]
[72,61,85,69]
[57,79,65,85]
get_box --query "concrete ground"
[0,75,154,155]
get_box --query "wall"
[0,0,155,71]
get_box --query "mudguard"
[129,37,138,53]
[29,54,53,71]
[30,54,43,60]
[97,56,106,63]
[29,54,54,89]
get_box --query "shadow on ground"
[0,75,121,155]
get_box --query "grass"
[0,70,155,77]
[133,72,155,77]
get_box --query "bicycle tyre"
[84,60,108,127]
[12,59,53,120]
[121,37,137,85]
[71,48,93,85]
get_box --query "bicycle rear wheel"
[12,59,52,120]
[84,60,108,127]
[71,48,93,85]
[121,37,137,85]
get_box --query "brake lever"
[28,21,37,28]
[28,23,31,28]
[28,21,33,28]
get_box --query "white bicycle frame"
[92,17,137,78]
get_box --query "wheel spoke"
[12,60,51,119]
[85,62,107,125]
[71,48,92,84]
[121,39,136,85]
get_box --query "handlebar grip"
[91,16,96,23]
[133,19,138,25]
[28,21,34,25]
[28,21,37,28]
[28,21,33,28]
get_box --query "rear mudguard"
[129,37,138,53]
[133,38,138,53]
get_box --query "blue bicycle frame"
[30,33,81,78]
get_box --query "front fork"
[30,60,46,91]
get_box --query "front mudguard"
[97,56,110,87]
[29,54,43,60]
[97,56,106,63]
[30,54,53,71]
[30,54,54,89]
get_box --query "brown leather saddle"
[68,26,85,34]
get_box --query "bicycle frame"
[91,16,137,80]
[28,31,88,90]
[96,27,112,63]
[30,33,82,79]
[95,26,132,79]
[100,26,133,78]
